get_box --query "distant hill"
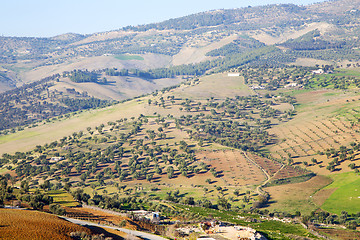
[1,0,360,94]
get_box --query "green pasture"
[322,172,360,214]
[0,130,41,145]
[47,190,78,207]
[331,69,360,77]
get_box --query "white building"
[312,69,324,74]
[228,73,240,77]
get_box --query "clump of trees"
[0,175,14,206]
[20,190,53,210]
[302,210,359,230]
[66,70,99,83]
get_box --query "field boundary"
[243,152,271,195]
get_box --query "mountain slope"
[1,0,360,105]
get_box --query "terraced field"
[269,118,360,161]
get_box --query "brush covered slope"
[1,0,360,239]
[2,65,360,239]
[1,0,360,92]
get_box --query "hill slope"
[1,0,360,93]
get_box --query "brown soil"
[312,188,337,207]
[316,227,360,240]
[197,150,266,186]
[64,207,135,229]
[0,209,91,240]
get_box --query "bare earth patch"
[316,227,360,240]
[312,188,337,207]
[197,150,265,186]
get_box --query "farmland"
[319,172,360,215]
[196,150,266,186]
[1,65,360,239]
[0,69,310,215]
[3,1,360,239]
[170,73,255,100]
[316,227,360,240]
[114,55,145,61]
[267,89,360,175]
[48,190,78,207]
[0,209,92,240]
[264,175,332,215]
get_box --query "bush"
[119,220,127,227]
[49,203,66,215]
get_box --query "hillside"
[2,1,360,239]
[1,64,360,239]
[0,209,125,240]
[1,0,360,94]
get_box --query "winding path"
[62,216,168,240]
[242,151,286,196]
[242,151,271,195]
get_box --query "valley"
[2,65,360,239]
[1,0,360,239]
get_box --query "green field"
[47,190,79,207]
[322,172,360,214]
[115,54,144,61]
[331,69,360,77]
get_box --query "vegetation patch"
[263,173,316,187]
[322,176,360,215]
[48,190,79,207]
[265,175,332,215]
[316,227,360,240]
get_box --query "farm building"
[50,157,64,162]
[312,69,324,74]
[131,210,160,224]
[284,82,301,88]
[228,73,240,77]
[250,85,265,90]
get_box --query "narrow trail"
[242,152,271,195]
[242,152,286,196]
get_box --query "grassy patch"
[264,175,332,215]
[0,131,42,144]
[47,190,78,207]
[321,172,360,214]
[0,168,9,174]
[264,173,316,187]
[324,172,359,189]
[322,92,340,97]
[115,55,144,61]
[331,69,360,77]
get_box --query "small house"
[312,69,324,74]
[228,73,240,77]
